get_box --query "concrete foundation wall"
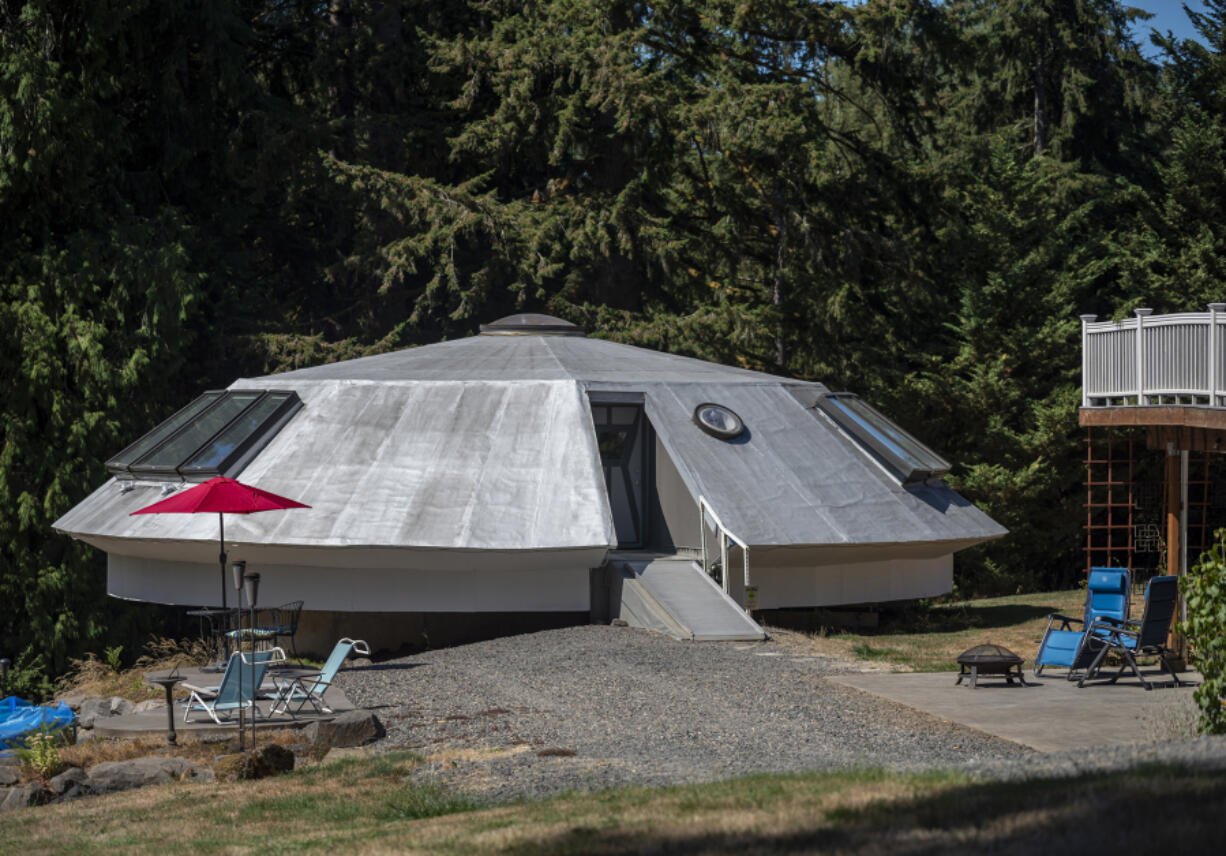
[108,553,592,612]
[292,610,590,657]
[747,553,953,609]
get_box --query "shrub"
[1180,529,1226,734]
[16,725,67,780]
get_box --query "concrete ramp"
[613,556,765,641]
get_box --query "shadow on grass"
[874,602,1059,635]
[500,765,1226,855]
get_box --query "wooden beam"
[1145,426,1226,452]
[1080,406,1226,431]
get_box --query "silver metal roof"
[263,330,792,384]
[54,322,1005,557]
[55,380,615,553]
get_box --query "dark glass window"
[180,392,293,472]
[109,389,301,479]
[815,393,950,484]
[105,391,223,472]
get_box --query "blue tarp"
[0,696,75,751]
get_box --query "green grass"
[780,588,1091,672]
[4,752,1225,854]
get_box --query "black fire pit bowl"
[956,643,1029,688]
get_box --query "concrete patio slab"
[88,666,356,741]
[829,668,1202,752]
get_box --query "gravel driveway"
[335,624,1032,802]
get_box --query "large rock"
[77,696,134,728]
[133,699,167,714]
[0,766,19,787]
[213,745,293,782]
[305,710,383,749]
[85,756,208,793]
[0,783,48,812]
[48,766,87,795]
[56,692,89,712]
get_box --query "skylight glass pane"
[181,392,292,470]
[106,392,222,471]
[132,391,263,470]
[817,394,950,482]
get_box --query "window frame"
[108,389,302,480]
[814,393,950,484]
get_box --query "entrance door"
[591,404,649,548]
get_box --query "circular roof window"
[693,403,744,440]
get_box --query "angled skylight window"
[107,389,302,480]
[815,393,950,484]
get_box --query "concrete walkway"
[829,667,1202,752]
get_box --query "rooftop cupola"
[479,313,586,337]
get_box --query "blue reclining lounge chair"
[1034,567,1130,679]
[1078,574,1186,690]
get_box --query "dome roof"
[479,313,585,337]
[260,321,792,385]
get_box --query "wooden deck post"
[1165,443,1186,664]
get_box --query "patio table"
[185,607,239,672]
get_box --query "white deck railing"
[1082,304,1226,407]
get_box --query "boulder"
[85,756,207,794]
[0,783,48,812]
[252,744,294,778]
[56,692,89,712]
[305,710,383,749]
[213,745,292,782]
[133,699,167,714]
[212,753,254,783]
[48,766,87,795]
[77,696,134,728]
[0,766,19,787]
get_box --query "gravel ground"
[336,624,1226,804]
[335,624,1033,802]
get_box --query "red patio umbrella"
[130,477,310,610]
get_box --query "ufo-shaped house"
[55,314,1005,646]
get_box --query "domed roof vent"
[479,313,586,337]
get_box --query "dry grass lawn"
[2,751,1225,855]
[768,589,1102,672]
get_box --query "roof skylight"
[815,393,950,484]
[107,389,302,480]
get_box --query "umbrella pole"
[219,513,229,665]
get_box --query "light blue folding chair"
[183,648,285,724]
[269,638,369,717]
[1034,567,1130,679]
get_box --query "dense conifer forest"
[2,1,1224,693]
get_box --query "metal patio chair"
[1034,567,1130,679]
[183,648,286,724]
[1078,575,1186,690]
[268,637,369,717]
[227,600,304,660]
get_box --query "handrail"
[1082,304,1226,407]
[698,496,754,611]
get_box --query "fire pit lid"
[956,643,1023,665]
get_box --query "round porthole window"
[693,403,744,440]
